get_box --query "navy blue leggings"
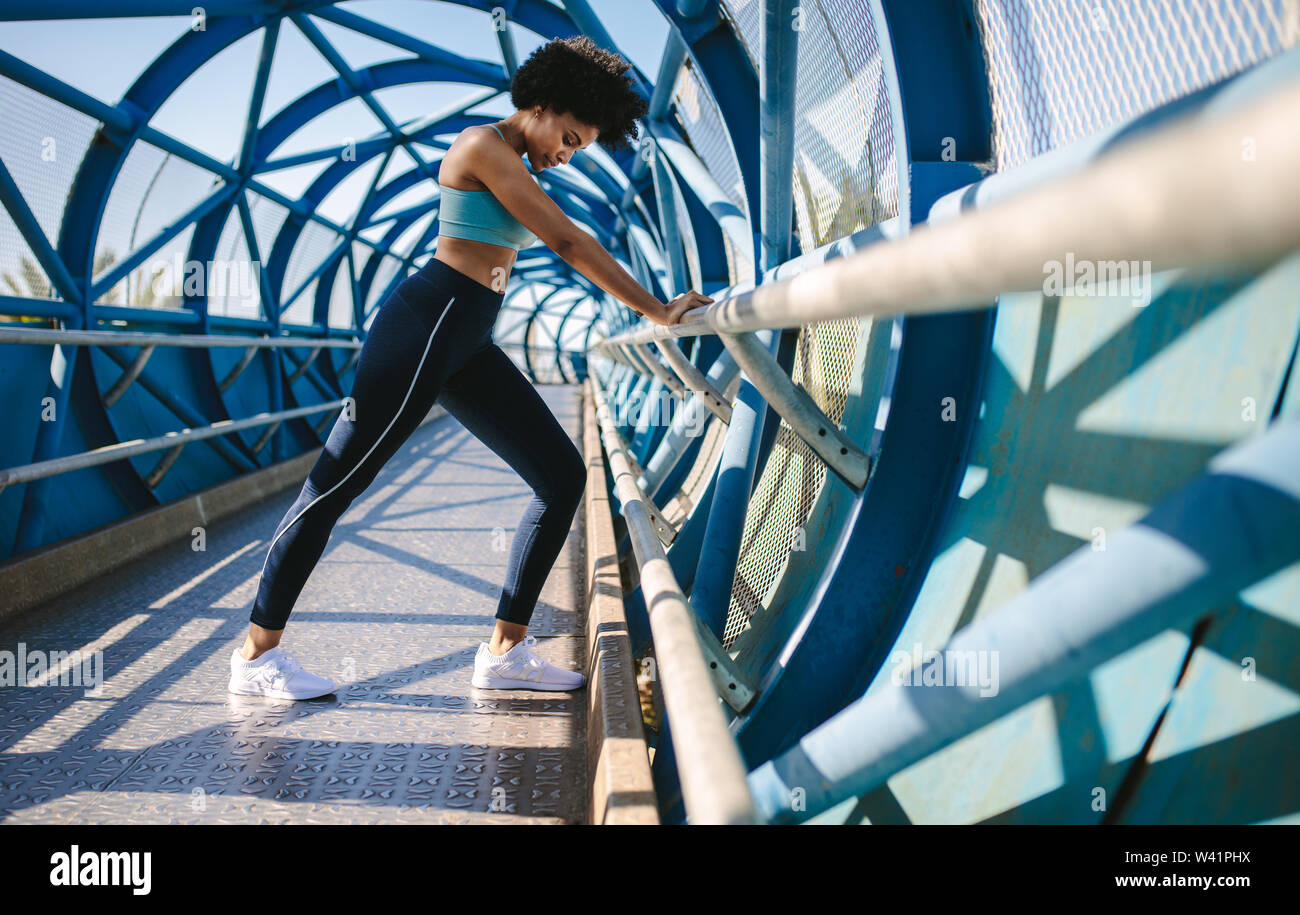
[250,257,587,631]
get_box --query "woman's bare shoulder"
[440,126,497,191]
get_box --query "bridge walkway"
[0,385,589,825]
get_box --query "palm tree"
[1,254,56,324]
[0,248,172,322]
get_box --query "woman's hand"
[654,290,714,326]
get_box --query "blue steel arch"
[643,0,997,822]
[653,1,1298,825]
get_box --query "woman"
[228,36,712,700]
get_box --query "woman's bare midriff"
[433,125,523,293]
[432,237,517,293]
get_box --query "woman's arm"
[466,129,707,325]
[555,232,714,325]
[551,230,669,322]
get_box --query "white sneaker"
[471,634,586,691]
[228,646,338,700]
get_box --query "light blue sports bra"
[437,125,539,250]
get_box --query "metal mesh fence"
[719,0,899,249]
[706,1,896,649]
[975,0,1300,168]
[327,256,354,329]
[244,189,291,262]
[284,276,318,326]
[670,59,754,286]
[94,140,223,308]
[209,203,260,320]
[670,167,703,293]
[0,74,98,302]
[722,317,868,651]
[497,342,581,384]
[661,396,736,528]
[346,239,376,329]
[0,204,40,311]
[710,0,1299,654]
[364,253,405,315]
[281,218,344,319]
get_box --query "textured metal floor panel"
[0,385,588,824]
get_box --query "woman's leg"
[247,290,470,643]
[436,343,587,648]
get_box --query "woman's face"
[526,106,599,171]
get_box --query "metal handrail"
[590,75,1300,501]
[589,373,758,824]
[0,327,360,491]
[649,339,732,424]
[0,400,346,493]
[596,78,1300,347]
[0,327,362,349]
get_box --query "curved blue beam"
[0,1,326,16]
[749,415,1300,824]
[727,0,995,773]
[648,0,760,283]
[251,111,624,315]
[13,11,273,550]
[37,8,557,526]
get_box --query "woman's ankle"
[488,622,528,655]
[241,624,283,660]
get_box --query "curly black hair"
[510,36,648,154]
